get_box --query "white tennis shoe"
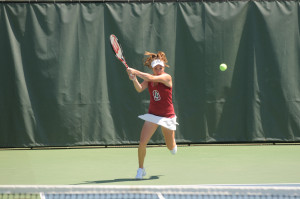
[170,145,177,155]
[135,168,146,179]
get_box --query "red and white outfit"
[138,82,178,130]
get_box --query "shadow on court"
[75,175,162,185]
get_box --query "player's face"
[153,65,164,75]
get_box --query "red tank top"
[148,82,175,118]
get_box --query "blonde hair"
[143,51,169,69]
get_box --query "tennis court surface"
[1,144,300,185]
[1,145,300,199]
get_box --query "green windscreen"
[0,1,299,147]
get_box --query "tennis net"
[1,185,300,199]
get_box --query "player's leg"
[161,126,177,154]
[136,121,158,179]
[138,121,158,168]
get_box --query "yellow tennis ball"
[220,63,227,71]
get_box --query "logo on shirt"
[153,90,161,101]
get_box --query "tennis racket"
[110,34,129,69]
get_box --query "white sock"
[170,145,177,155]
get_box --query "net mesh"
[1,185,300,199]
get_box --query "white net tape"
[1,185,300,199]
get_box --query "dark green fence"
[1,1,299,147]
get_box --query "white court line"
[157,192,165,199]
[40,193,46,199]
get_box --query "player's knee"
[139,140,147,148]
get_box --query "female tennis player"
[127,51,178,179]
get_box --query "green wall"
[1,1,300,147]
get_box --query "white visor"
[151,59,165,68]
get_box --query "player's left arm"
[127,68,172,87]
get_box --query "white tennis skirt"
[138,114,179,130]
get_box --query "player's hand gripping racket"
[110,34,129,69]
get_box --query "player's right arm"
[127,68,148,93]
[132,78,148,93]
